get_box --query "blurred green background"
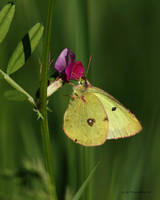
[0,0,159,199]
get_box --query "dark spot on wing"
[75,139,77,142]
[112,107,117,111]
[103,116,108,121]
[87,118,96,126]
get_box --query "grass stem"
[74,1,95,200]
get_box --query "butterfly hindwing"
[63,92,109,146]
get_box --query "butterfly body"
[63,79,142,146]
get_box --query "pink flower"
[54,48,84,82]
[54,48,75,73]
[65,61,84,81]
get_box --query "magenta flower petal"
[65,61,84,81]
[54,48,75,73]
[70,61,84,80]
[65,62,74,81]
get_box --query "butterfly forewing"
[63,93,109,146]
[87,87,142,139]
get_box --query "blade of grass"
[74,1,95,200]
[0,2,15,43]
[72,162,99,200]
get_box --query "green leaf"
[4,90,28,101]
[0,2,15,43]
[72,162,99,200]
[0,68,36,106]
[7,23,44,75]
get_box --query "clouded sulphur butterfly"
[63,79,142,146]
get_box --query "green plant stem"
[0,68,36,106]
[39,0,57,199]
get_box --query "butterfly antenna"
[86,55,92,77]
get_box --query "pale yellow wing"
[63,93,109,146]
[87,87,142,139]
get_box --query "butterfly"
[63,78,142,146]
